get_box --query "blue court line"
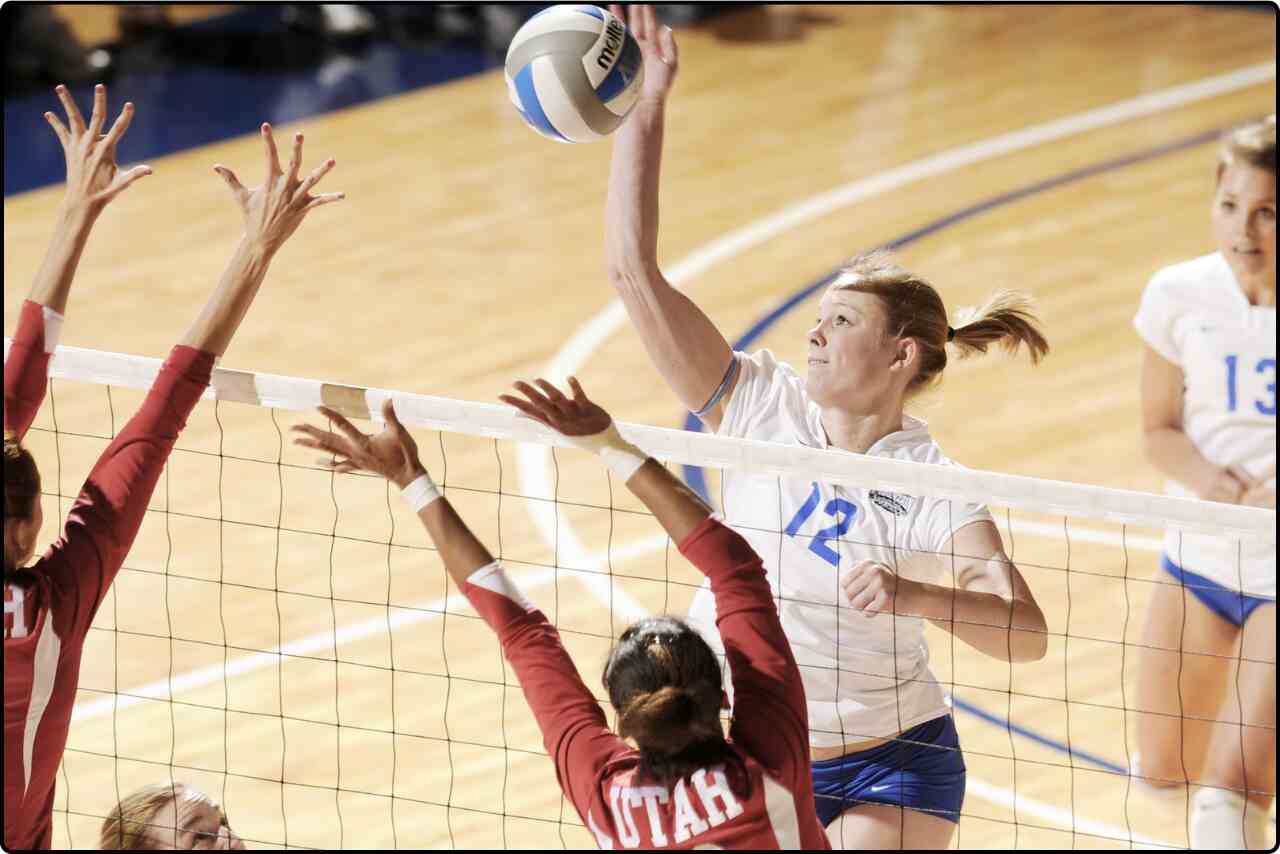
[676,120,1250,775]
[950,696,1126,775]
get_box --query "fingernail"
[95,83,104,91]
[56,84,66,92]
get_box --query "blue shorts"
[811,714,966,826]
[1161,555,1273,627]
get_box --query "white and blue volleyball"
[505,5,644,143]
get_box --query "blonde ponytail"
[950,289,1049,364]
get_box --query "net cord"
[8,338,1272,545]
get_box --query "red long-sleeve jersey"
[462,516,830,850]
[4,301,214,850]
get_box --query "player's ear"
[890,336,917,374]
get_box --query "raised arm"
[30,84,152,314]
[605,5,737,429]
[500,378,811,783]
[45,124,343,634]
[291,398,624,817]
[5,84,151,439]
[180,124,342,357]
[842,520,1049,663]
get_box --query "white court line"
[72,532,671,724]
[76,513,1157,725]
[965,776,1179,849]
[1003,518,1163,553]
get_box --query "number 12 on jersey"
[783,481,859,567]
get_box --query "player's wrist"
[392,464,428,490]
[53,199,99,236]
[572,422,648,482]
[400,470,440,512]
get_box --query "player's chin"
[804,374,851,411]
[803,374,834,406]
[1228,249,1273,276]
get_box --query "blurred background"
[4,3,742,195]
[2,4,1275,850]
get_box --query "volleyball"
[504,4,644,143]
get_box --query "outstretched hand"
[44,83,151,215]
[291,400,426,489]
[499,377,615,439]
[610,4,678,104]
[214,123,344,256]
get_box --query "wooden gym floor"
[3,4,1275,849]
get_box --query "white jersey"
[1133,252,1276,599]
[686,349,992,748]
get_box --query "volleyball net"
[13,339,1275,850]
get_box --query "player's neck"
[819,405,904,454]
[1241,276,1276,307]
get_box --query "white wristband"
[401,473,441,512]
[564,421,648,482]
[600,443,648,482]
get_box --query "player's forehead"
[1217,163,1277,202]
[818,287,883,317]
[152,789,222,831]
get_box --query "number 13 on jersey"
[1225,355,1277,415]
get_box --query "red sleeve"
[40,345,214,640]
[678,518,810,789]
[4,301,56,440]
[462,564,629,822]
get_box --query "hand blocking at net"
[43,83,152,216]
[291,376,645,488]
[6,85,348,852]
[214,123,344,256]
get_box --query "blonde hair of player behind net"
[1216,113,1277,180]
[99,782,188,850]
[831,250,1050,393]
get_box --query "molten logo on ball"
[504,5,646,144]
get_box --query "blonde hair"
[100,783,185,850]
[832,251,1049,392]
[1217,114,1276,179]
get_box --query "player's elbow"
[1011,630,1048,663]
[607,258,662,298]
[1009,602,1048,662]
[1139,420,1179,465]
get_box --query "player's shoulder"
[738,347,801,382]
[1145,252,1232,302]
[727,348,819,441]
[877,414,948,464]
